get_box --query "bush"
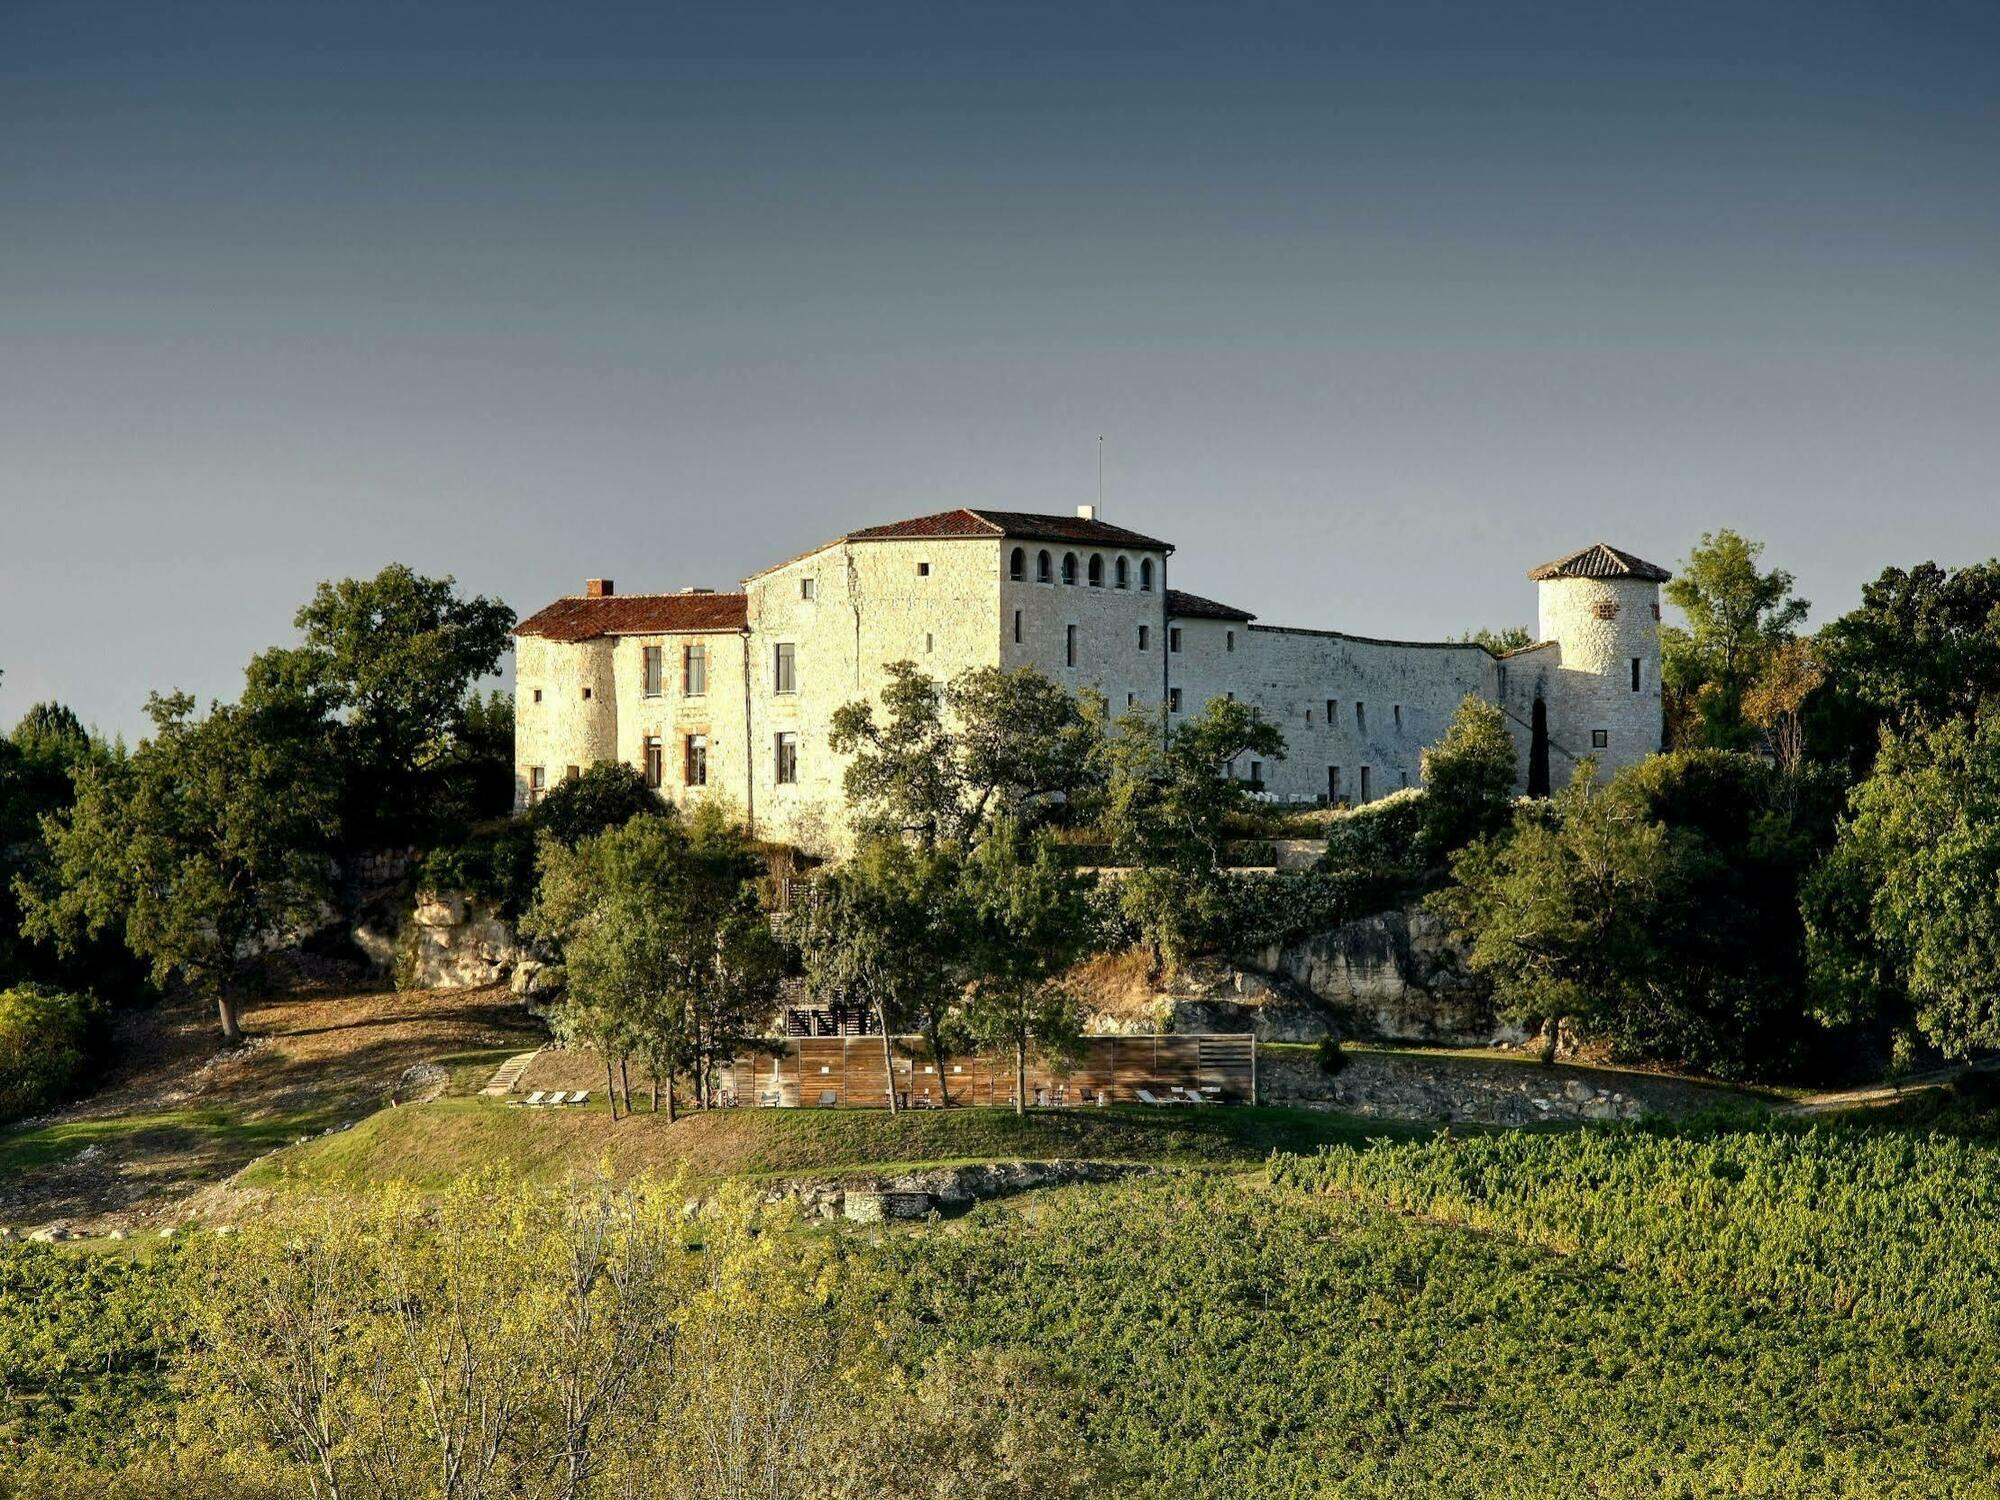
[1316,788,1425,880]
[1315,1035,1348,1075]
[0,984,101,1123]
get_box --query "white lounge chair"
[566,1090,589,1105]
[523,1091,548,1106]
[1136,1088,1183,1106]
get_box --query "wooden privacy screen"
[718,1034,1256,1109]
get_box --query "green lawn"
[240,1095,1438,1192]
[0,1105,342,1180]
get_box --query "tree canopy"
[829,662,1104,848]
[1806,706,2000,1059]
[249,564,516,840]
[17,691,338,1041]
[1662,529,1810,749]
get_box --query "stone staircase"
[479,1049,543,1097]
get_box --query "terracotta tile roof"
[1165,587,1255,622]
[1527,543,1671,583]
[515,592,748,643]
[842,507,1172,551]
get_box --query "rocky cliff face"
[1253,906,1522,1046]
[1083,902,1521,1047]
[353,890,554,997]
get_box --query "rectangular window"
[529,766,546,803]
[1355,701,1366,733]
[773,642,796,694]
[1306,709,1313,725]
[1631,657,1642,692]
[1169,627,1182,653]
[684,734,708,787]
[1400,770,1410,790]
[1226,630,1235,653]
[1328,765,1340,801]
[642,736,663,788]
[565,764,580,782]
[925,632,934,654]
[775,731,798,785]
[1393,704,1402,731]
[1592,729,1609,749]
[1013,609,1022,644]
[582,686,592,700]
[800,577,816,601]
[1127,692,1136,707]
[1065,624,1077,667]
[532,688,542,704]
[684,644,707,696]
[917,561,931,577]
[1248,759,1262,788]
[1326,698,1336,724]
[1138,625,1149,650]
[643,645,663,697]
[1169,687,1184,713]
[1359,766,1372,802]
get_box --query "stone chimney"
[1076,504,1097,521]
[585,579,614,598]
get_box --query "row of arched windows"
[1008,546,1153,592]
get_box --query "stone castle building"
[514,507,1668,849]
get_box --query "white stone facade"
[514,514,1666,845]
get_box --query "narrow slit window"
[1065,624,1077,667]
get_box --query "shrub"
[1316,788,1424,881]
[0,984,101,1123]
[1315,1034,1348,1075]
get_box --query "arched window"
[1037,550,1053,583]
[1115,556,1130,589]
[1009,547,1025,581]
[1062,552,1079,585]
[1139,558,1154,592]
[1087,554,1104,588]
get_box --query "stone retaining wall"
[1260,1049,1660,1125]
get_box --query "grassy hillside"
[241,1095,1434,1191]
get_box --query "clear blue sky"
[4,1,1997,740]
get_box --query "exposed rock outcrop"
[1252,905,1520,1046]
[1080,901,1519,1047]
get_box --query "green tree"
[0,702,124,988]
[17,691,338,1042]
[523,808,777,1120]
[959,822,1091,1115]
[1806,707,2000,1058]
[249,564,515,841]
[1098,697,1287,972]
[1457,626,1535,654]
[1417,696,1517,861]
[791,837,966,1112]
[1438,751,1837,1075]
[1433,765,1670,1063]
[1661,529,1810,749]
[1813,559,2000,773]
[830,663,1104,848]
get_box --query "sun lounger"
[566,1091,589,1105]
[523,1091,548,1106]
[1136,1088,1185,1106]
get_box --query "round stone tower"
[1527,543,1671,779]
